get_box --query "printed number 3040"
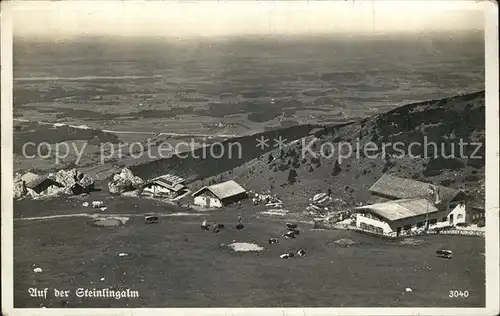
[449,290,469,298]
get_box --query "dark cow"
[268,238,279,244]
[286,223,298,230]
[283,231,296,239]
[145,216,159,224]
[212,223,224,233]
[236,223,244,230]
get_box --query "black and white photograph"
[1,1,499,315]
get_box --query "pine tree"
[288,168,298,184]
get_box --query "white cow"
[92,201,104,208]
[280,252,295,259]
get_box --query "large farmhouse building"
[354,174,483,236]
[356,198,447,236]
[192,180,247,208]
[142,174,187,198]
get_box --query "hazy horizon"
[11,1,485,39]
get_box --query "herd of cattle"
[143,214,306,259]
[199,217,306,259]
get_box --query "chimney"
[434,188,441,205]
[428,185,435,199]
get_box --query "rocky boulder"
[108,168,144,194]
[13,181,27,199]
[307,193,349,216]
[53,169,77,188]
[13,168,94,199]
[311,193,333,207]
[53,168,94,194]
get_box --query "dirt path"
[15,212,205,222]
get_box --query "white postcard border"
[1,1,499,316]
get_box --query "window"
[457,214,463,219]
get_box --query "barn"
[192,180,247,208]
[465,200,485,225]
[142,174,187,198]
[355,173,482,235]
[70,176,95,195]
[25,176,64,196]
[368,174,462,207]
[367,174,472,223]
[355,198,446,236]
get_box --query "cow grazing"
[212,224,222,233]
[92,201,104,208]
[212,223,224,233]
[283,231,296,239]
[201,219,209,231]
[286,223,298,230]
[145,216,159,224]
[297,249,306,256]
[236,223,244,230]
[280,252,295,259]
[268,238,279,244]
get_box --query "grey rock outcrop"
[108,168,144,194]
[13,168,94,199]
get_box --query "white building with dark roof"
[354,174,483,236]
[355,198,446,236]
[192,180,247,208]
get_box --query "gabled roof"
[155,174,186,185]
[356,198,440,222]
[145,178,186,193]
[26,176,63,190]
[369,174,461,206]
[192,180,246,200]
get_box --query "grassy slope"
[191,91,485,210]
[14,197,485,308]
[128,124,322,181]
